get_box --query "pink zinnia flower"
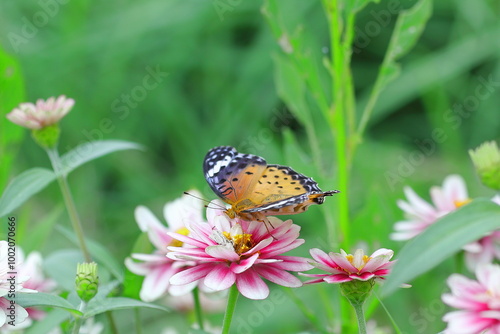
[301,248,395,284]
[167,203,313,300]
[391,175,469,241]
[125,191,204,302]
[6,95,74,130]
[442,263,500,334]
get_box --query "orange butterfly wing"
[203,146,338,218]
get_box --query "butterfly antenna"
[183,191,226,210]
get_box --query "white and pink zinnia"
[442,263,500,334]
[125,191,204,302]
[301,248,395,284]
[167,201,313,300]
[391,175,470,241]
[6,95,74,130]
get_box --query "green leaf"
[381,198,500,296]
[386,0,432,62]
[60,140,144,175]
[22,205,64,254]
[347,0,381,13]
[57,226,124,281]
[44,249,85,291]
[84,297,170,318]
[0,168,56,218]
[0,140,143,217]
[25,309,70,334]
[378,0,432,88]
[12,293,82,317]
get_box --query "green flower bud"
[469,141,500,190]
[339,279,375,306]
[76,262,99,302]
[31,124,60,149]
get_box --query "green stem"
[72,302,86,334]
[221,285,239,334]
[325,0,350,249]
[193,287,205,331]
[46,148,92,262]
[351,301,367,334]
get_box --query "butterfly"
[203,146,338,222]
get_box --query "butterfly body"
[203,146,338,221]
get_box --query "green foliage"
[0,140,142,217]
[1,0,499,333]
[382,199,500,296]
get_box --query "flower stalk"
[221,285,239,334]
[192,287,204,331]
[350,300,367,334]
[47,148,92,262]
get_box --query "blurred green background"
[1,0,499,333]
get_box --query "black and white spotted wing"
[203,146,267,205]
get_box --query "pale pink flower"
[167,203,313,300]
[463,195,500,271]
[17,251,57,321]
[301,248,395,284]
[125,191,204,302]
[0,297,30,331]
[6,95,74,130]
[0,241,38,331]
[391,175,469,241]
[0,241,35,297]
[442,263,500,334]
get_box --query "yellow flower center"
[454,199,472,208]
[169,227,190,247]
[345,254,371,271]
[223,231,254,254]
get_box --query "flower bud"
[469,141,500,190]
[31,124,60,149]
[76,262,98,302]
[339,279,375,306]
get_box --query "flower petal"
[236,269,269,300]
[205,245,240,262]
[253,265,302,287]
[170,264,214,285]
[203,264,236,291]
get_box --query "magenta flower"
[125,191,204,302]
[6,95,74,130]
[442,264,500,334]
[301,248,395,284]
[167,204,313,300]
[391,175,470,241]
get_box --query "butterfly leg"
[254,213,278,240]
